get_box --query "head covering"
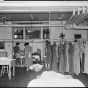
[24,42,29,46]
[46,40,51,46]
[16,42,20,45]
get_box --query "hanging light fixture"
[0,15,6,24]
[59,14,65,39]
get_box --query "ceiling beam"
[0,1,88,7]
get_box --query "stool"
[0,65,9,76]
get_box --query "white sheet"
[27,78,85,87]
[27,71,85,87]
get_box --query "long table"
[0,59,16,80]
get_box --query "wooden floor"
[0,66,88,87]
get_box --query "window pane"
[25,27,41,39]
[0,42,4,49]
[13,27,23,39]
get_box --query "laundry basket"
[33,67,42,72]
[33,64,44,72]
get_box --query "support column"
[87,21,88,39]
[49,10,51,39]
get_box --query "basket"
[33,66,42,72]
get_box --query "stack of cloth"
[27,71,85,87]
[30,64,44,72]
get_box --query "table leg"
[13,66,15,76]
[9,65,11,80]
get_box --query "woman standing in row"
[24,42,33,71]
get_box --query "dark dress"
[52,42,57,72]
[45,44,52,64]
[13,45,20,59]
[68,42,74,76]
[63,41,67,72]
[58,42,64,74]
[81,45,85,72]
[13,45,20,65]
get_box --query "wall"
[0,21,87,58]
[50,21,87,40]
[0,26,12,59]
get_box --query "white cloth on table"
[0,57,12,61]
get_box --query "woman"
[13,42,21,66]
[45,41,52,69]
[24,42,33,71]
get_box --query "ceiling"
[0,1,87,25]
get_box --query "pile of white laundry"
[30,64,44,72]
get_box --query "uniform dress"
[58,42,64,74]
[13,45,20,59]
[74,42,80,75]
[45,44,52,65]
[52,42,57,72]
[68,42,74,76]
[84,42,88,74]
[65,42,69,72]
[24,46,33,68]
[13,45,20,65]
[63,41,67,72]
[81,43,85,72]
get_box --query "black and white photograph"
[0,0,88,87]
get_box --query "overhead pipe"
[74,6,87,25]
[73,24,88,29]
[65,23,88,30]
[70,7,82,24]
[72,7,86,24]
[75,13,88,25]
[66,6,87,26]
[65,6,87,29]
[0,24,64,27]
[65,8,76,25]
[0,9,73,13]
[76,14,88,25]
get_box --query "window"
[74,34,81,39]
[25,27,41,39]
[13,27,23,39]
[0,42,4,49]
